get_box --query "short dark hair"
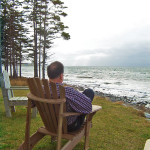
[47,61,64,79]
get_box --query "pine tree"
[2,0,32,77]
[2,0,70,78]
[40,0,70,78]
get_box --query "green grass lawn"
[0,88,150,150]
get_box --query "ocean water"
[21,66,150,104]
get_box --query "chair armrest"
[61,112,83,117]
[61,105,102,117]
[90,105,102,113]
[85,105,102,122]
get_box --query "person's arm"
[65,87,92,114]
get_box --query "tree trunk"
[38,17,42,78]
[42,11,46,79]
[19,42,22,77]
[33,0,38,77]
[5,47,9,71]
[34,21,38,77]
[12,38,17,78]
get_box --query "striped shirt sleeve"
[65,86,92,114]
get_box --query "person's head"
[47,61,64,83]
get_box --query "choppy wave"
[14,66,150,104]
[103,82,111,85]
[77,76,93,79]
[64,66,150,104]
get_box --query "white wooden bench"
[1,70,36,118]
[144,139,150,150]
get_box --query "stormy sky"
[51,0,150,66]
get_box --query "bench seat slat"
[10,97,28,101]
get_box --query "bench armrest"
[9,86,29,90]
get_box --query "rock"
[144,112,150,119]
[145,104,150,109]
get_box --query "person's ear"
[60,73,63,80]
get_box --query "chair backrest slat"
[50,82,59,131]
[42,79,57,133]
[34,78,45,98]
[27,78,38,96]
[50,82,58,99]
[1,70,13,99]
[59,85,67,134]
[3,70,11,89]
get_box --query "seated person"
[47,61,94,132]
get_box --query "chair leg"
[61,129,85,150]
[84,120,91,150]
[11,106,16,112]
[84,113,95,150]
[3,99,11,117]
[5,107,12,117]
[32,107,37,118]
[18,132,45,150]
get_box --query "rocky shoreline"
[94,91,150,111]
[71,84,150,118]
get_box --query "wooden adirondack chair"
[144,139,150,150]
[19,78,102,150]
[1,70,36,118]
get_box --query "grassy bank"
[10,77,28,86]
[0,88,150,149]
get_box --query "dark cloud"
[88,40,150,66]
[85,26,150,66]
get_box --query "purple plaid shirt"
[49,83,92,125]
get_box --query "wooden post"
[84,112,96,150]
[24,99,32,150]
[32,107,37,118]
[84,115,90,150]
[1,79,11,117]
[56,103,64,150]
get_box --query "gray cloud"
[86,40,150,66]
[52,7,150,67]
